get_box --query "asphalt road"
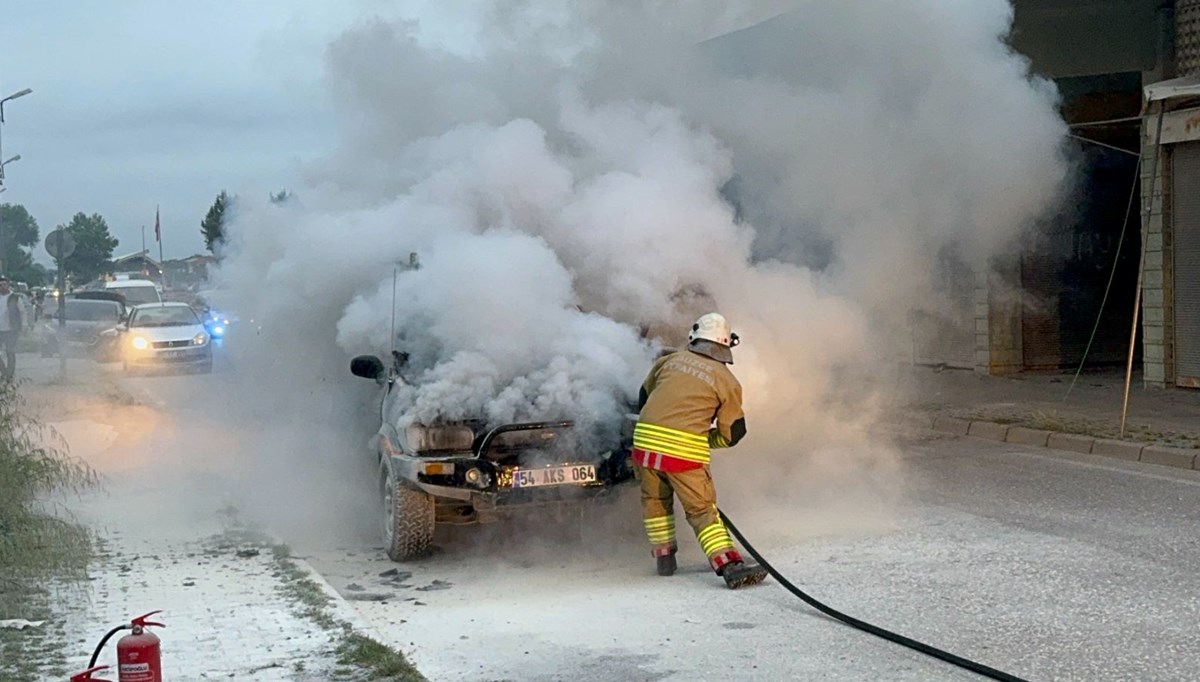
[108,356,1200,682]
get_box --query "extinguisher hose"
[718,510,1031,682]
[88,625,130,668]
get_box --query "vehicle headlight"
[192,332,209,346]
[212,326,225,337]
[130,336,149,350]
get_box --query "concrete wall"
[1142,115,1173,388]
[979,258,1025,375]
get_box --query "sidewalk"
[889,364,1200,468]
[4,354,411,681]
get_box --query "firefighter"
[632,312,768,589]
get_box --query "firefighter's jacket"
[633,349,746,472]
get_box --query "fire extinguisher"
[116,611,165,681]
[75,610,166,682]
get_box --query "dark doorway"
[1023,72,1143,370]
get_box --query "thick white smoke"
[206,0,1069,537]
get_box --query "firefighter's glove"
[708,429,731,449]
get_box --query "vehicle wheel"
[380,458,434,561]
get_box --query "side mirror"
[350,355,386,381]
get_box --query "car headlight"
[192,332,209,346]
[130,336,149,350]
[211,325,225,337]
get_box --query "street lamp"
[0,87,32,186]
[0,89,33,123]
[0,87,30,275]
[0,154,20,181]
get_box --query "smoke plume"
[206,0,1069,538]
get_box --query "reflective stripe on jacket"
[633,422,711,471]
[635,349,744,472]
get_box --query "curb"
[290,556,390,644]
[901,415,1200,472]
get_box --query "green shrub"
[0,379,96,611]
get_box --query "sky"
[0,1,477,261]
[0,1,791,264]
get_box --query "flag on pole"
[154,206,161,243]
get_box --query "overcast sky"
[0,1,791,264]
[0,0,480,262]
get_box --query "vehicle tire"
[380,458,435,561]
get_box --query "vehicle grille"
[152,340,191,349]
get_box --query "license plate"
[512,465,596,488]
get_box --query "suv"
[350,352,635,561]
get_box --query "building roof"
[112,249,160,267]
[1144,75,1200,106]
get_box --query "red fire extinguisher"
[74,611,165,682]
[116,611,165,681]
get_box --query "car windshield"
[130,306,199,328]
[110,286,159,305]
[48,300,122,322]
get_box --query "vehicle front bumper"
[391,452,635,506]
[126,345,212,367]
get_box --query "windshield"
[47,300,123,322]
[109,285,160,305]
[129,306,199,328]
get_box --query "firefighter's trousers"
[634,463,739,571]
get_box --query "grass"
[270,544,426,682]
[336,633,426,681]
[0,378,97,679]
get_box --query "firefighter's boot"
[655,549,677,576]
[720,561,768,589]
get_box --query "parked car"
[38,297,126,358]
[106,302,212,374]
[349,352,635,561]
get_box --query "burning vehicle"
[350,352,635,561]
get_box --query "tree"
[201,190,231,252]
[269,189,292,204]
[0,203,40,282]
[61,212,119,285]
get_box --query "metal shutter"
[1173,141,1200,386]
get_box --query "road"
[93,355,1200,682]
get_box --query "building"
[162,254,216,290]
[706,0,1199,390]
[109,249,162,280]
[1139,2,1200,388]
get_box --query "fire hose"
[718,510,1031,682]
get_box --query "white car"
[118,302,212,374]
[104,279,162,306]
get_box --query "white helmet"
[688,312,739,348]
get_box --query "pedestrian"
[0,276,23,381]
[632,312,768,589]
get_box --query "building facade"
[708,1,1197,388]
